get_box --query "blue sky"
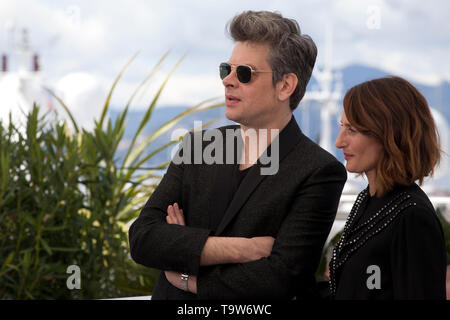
[1,0,450,109]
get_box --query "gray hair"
[227,10,317,110]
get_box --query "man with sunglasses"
[129,10,347,300]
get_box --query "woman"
[330,76,447,299]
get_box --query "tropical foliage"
[0,53,223,299]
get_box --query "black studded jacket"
[329,183,447,300]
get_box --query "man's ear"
[277,73,298,102]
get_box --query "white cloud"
[53,72,108,129]
[1,0,449,108]
[98,70,224,110]
[154,72,224,106]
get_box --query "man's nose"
[222,68,238,87]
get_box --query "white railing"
[104,296,152,300]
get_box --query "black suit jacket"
[129,116,347,299]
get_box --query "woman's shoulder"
[389,185,446,263]
[390,184,443,233]
[401,184,436,214]
[385,184,433,211]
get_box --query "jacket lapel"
[215,116,303,235]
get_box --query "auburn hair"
[343,76,441,196]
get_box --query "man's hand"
[246,236,275,262]
[166,203,185,226]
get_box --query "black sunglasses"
[219,62,272,83]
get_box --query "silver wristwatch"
[180,273,189,291]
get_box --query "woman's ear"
[277,73,298,102]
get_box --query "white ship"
[0,28,54,127]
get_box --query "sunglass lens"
[219,63,231,80]
[236,65,252,83]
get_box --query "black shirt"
[209,165,252,234]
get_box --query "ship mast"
[302,22,342,156]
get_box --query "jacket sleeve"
[196,161,347,299]
[128,134,211,276]
[390,205,447,299]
